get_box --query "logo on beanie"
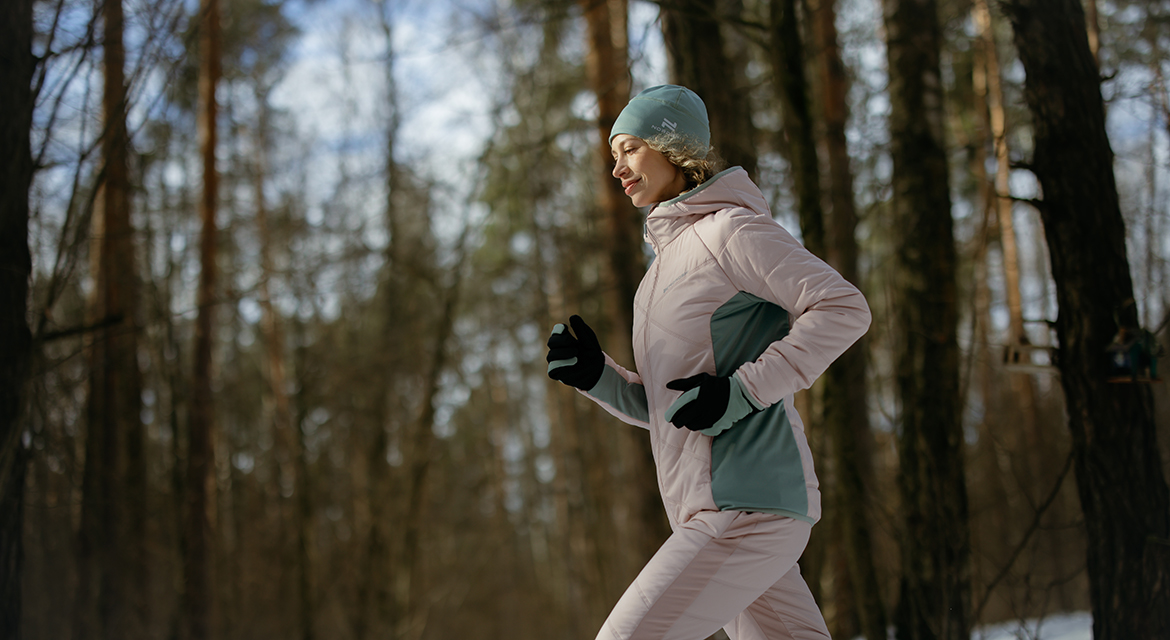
[656,117,678,133]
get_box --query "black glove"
[665,372,760,435]
[546,315,605,391]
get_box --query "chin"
[630,194,655,207]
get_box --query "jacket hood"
[644,167,771,251]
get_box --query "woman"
[546,85,870,640]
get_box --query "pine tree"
[883,0,973,635]
[1001,0,1170,636]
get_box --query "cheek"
[655,163,681,189]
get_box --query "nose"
[612,157,626,179]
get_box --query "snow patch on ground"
[970,611,1092,640]
[855,612,1094,640]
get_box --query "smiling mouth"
[623,178,640,195]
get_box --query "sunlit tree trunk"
[809,0,887,636]
[661,0,758,176]
[1001,0,1170,636]
[581,0,634,360]
[580,0,671,570]
[883,0,973,635]
[973,0,1043,446]
[0,1,35,637]
[1084,0,1101,65]
[975,0,1024,348]
[186,0,221,637]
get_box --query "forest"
[1,0,1169,639]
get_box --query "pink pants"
[596,512,830,640]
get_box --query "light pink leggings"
[596,512,831,640]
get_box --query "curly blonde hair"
[645,132,728,191]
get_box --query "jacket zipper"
[642,219,664,401]
[641,219,667,502]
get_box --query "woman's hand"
[665,373,760,435]
[546,315,604,391]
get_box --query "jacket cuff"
[732,371,769,410]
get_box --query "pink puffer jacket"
[582,167,871,536]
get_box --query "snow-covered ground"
[853,612,1093,640]
[964,613,1090,640]
[970,612,1092,640]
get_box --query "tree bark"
[186,0,221,637]
[882,0,973,636]
[809,0,887,636]
[765,0,830,620]
[661,0,758,177]
[975,0,1025,349]
[1084,0,1101,65]
[580,0,671,568]
[769,0,825,257]
[1000,0,1170,636]
[0,1,35,637]
[581,0,636,362]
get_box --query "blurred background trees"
[7,0,1170,639]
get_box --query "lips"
[623,178,640,195]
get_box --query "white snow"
[855,612,1094,640]
[970,612,1093,640]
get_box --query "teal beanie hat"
[609,85,710,151]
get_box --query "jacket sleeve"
[579,353,651,429]
[714,212,871,407]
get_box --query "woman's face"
[611,134,686,208]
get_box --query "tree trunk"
[809,0,887,636]
[1084,0,1101,65]
[0,1,35,637]
[77,0,148,636]
[973,0,1043,455]
[769,0,825,257]
[661,0,758,177]
[252,85,313,640]
[1000,0,1170,636]
[581,0,635,361]
[766,0,836,623]
[882,0,973,636]
[186,0,221,637]
[580,0,671,568]
[975,0,1025,348]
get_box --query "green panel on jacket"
[709,292,810,520]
